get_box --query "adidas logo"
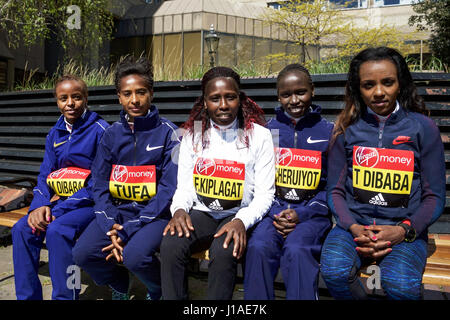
[284,189,300,201]
[369,193,388,206]
[208,199,223,211]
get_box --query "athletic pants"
[72,217,167,299]
[244,214,330,300]
[160,210,244,300]
[12,207,94,300]
[320,225,428,300]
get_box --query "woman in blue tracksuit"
[72,56,179,300]
[320,47,446,299]
[12,75,109,300]
[244,64,333,300]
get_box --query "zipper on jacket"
[294,131,298,149]
[133,133,137,166]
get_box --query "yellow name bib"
[47,167,91,197]
[352,146,414,207]
[275,147,322,202]
[109,165,156,202]
[193,158,245,211]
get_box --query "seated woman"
[244,64,333,300]
[12,75,109,300]
[72,56,179,300]
[320,47,446,300]
[160,66,275,300]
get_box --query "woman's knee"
[160,234,190,262]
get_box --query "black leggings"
[160,210,239,300]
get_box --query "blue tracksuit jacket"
[29,110,109,216]
[327,106,445,235]
[92,106,179,243]
[266,105,334,221]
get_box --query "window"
[374,0,414,7]
[329,0,368,9]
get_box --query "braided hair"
[182,66,265,148]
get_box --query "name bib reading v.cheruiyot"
[47,167,91,197]
[353,146,414,207]
[109,165,156,202]
[275,147,322,202]
[193,157,245,211]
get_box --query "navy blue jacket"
[266,105,334,221]
[92,106,179,243]
[30,110,109,218]
[327,106,445,235]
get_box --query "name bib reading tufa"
[352,146,414,207]
[109,165,156,202]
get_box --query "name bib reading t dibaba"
[352,146,414,207]
[109,165,156,202]
[47,167,91,197]
[275,147,322,202]
[193,158,245,211]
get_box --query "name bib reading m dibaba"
[109,165,156,202]
[193,158,245,211]
[352,146,414,207]
[47,167,91,197]
[275,147,322,202]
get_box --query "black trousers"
[160,209,240,300]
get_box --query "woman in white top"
[160,66,275,300]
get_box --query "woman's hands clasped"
[350,223,406,259]
[163,209,247,260]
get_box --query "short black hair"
[114,56,154,92]
[54,74,88,98]
[276,63,313,90]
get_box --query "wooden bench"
[357,234,450,292]
[0,206,28,228]
[193,235,450,292]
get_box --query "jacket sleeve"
[118,127,180,242]
[92,131,120,235]
[29,133,57,212]
[169,132,197,215]
[327,133,357,230]
[234,127,276,230]
[409,117,446,235]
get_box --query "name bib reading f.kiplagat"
[352,146,414,207]
[47,167,91,197]
[275,147,322,202]
[193,157,245,211]
[109,165,156,202]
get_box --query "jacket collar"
[120,105,161,132]
[361,102,406,126]
[55,108,93,132]
[275,104,322,128]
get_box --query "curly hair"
[332,47,428,144]
[276,63,313,91]
[182,66,265,148]
[114,55,154,92]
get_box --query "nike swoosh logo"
[146,145,164,152]
[307,137,328,144]
[393,136,412,145]
[53,140,68,148]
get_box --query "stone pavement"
[0,243,286,300]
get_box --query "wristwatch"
[397,220,416,242]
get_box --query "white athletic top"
[170,121,276,230]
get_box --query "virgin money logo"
[276,148,293,166]
[50,168,67,179]
[112,165,128,183]
[196,158,216,176]
[354,147,379,168]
